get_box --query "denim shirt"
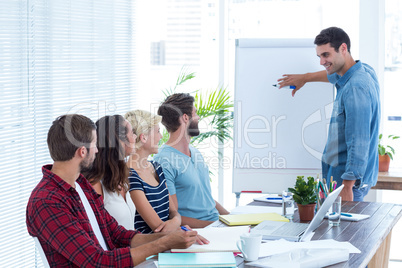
[322,61,380,188]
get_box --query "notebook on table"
[219,213,289,226]
[158,252,236,268]
[171,226,249,253]
[253,194,283,204]
[324,212,370,221]
[251,184,344,242]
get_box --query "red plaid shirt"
[26,165,138,267]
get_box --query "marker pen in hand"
[181,226,189,231]
[272,84,296,90]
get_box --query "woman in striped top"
[125,110,181,234]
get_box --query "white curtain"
[0,0,136,266]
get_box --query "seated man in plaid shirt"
[26,114,197,267]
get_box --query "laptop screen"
[300,184,344,241]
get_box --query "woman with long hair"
[83,114,136,230]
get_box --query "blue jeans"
[352,186,371,202]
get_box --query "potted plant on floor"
[288,176,317,221]
[378,134,400,172]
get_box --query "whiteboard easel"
[233,38,334,205]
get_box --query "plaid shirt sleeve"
[28,191,136,267]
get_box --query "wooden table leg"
[368,230,392,268]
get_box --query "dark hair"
[157,93,195,133]
[314,27,351,53]
[83,115,129,193]
[47,114,96,161]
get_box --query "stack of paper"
[249,248,349,268]
[158,252,236,268]
[257,238,360,258]
[171,226,249,253]
[253,194,283,204]
[241,239,359,268]
[219,213,289,226]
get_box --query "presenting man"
[154,93,229,228]
[26,114,197,267]
[277,27,380,201]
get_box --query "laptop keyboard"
[271,222,308,236]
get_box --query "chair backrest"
[33,237,50,268]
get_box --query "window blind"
[0,0,136,266]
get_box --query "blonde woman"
[125,110,181,234]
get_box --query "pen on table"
[272,84,296,90]
[181,226,189,231]
[266,197,282,200]
[341,213,353,217]
[329,212,352,217]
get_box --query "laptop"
[250,184,344,242]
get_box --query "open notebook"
[171,226,249,253]
[251,185,344,242]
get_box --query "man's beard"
[79,154,94,173]
[187,120,200,137]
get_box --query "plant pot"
[379,154,391,172]
[297,203,316,221]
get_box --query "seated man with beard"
[26,114,197,267]
[154,93,229,228]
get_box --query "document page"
[171,226,249,253]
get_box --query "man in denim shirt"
[277,27,380,201]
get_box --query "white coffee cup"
[236,233,262,262]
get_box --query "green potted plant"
[288,176,317,221]
[378,134,400,172]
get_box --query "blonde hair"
[124,110,162,149]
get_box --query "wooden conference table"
[137,201,402,268]
[240,200,402,268]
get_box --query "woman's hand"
[154,218,180,233]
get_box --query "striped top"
[128,161,170,234]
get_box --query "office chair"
[33,237,50,268]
